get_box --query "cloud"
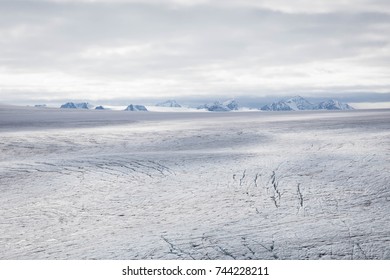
[0,0,389,103]
[20,0,390,14]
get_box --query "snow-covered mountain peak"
[222,99,239,110]
[199,100,239,111]
[284,96,314,110]
[315,99,354,110]
[206,101,230,111]
[261,96,314,111]
[262,96,354,111]
[60,102,93,109]
[155,100,181,108]
[124,104,148,111]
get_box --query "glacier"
[0,106,389,259]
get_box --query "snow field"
[0,108,389,259]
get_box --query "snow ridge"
[199,99,239,111]
[262,96,354,111]
[156,100,182,108]
[60,102,92,109]
[315,99,354,110]
[124,104,148,111]
[261,96,314,111]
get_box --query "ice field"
[0,106,389,259]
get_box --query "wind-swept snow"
[0,106,389,259]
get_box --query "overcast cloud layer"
[1,0,390,103]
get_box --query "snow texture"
[0,106,389,260]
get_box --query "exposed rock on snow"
[60,102,91,109]
[261,96,314,111]
[315,99,354,110]
[124,104,148,111]
[199,99,239,111]
[223,99,239,110]
[262,96,354,111]
[60,102,77,109]
[201,101,230,111]
[95,106,105,110]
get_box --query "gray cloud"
[0,0,390,103]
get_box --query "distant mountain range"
[155,100,181,107]
[60,102,93,109]
[61,102,109,110]
[198,99,239,111]
[124,104,148,111]
[261,96,354,111]
[59,97,354,112]
[315,99,354,110]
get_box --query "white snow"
[0,106,389,259]
[349,102,390,109]
[146,106,202,112]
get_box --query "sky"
[0,0,390,105]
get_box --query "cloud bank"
[1,0,390,103]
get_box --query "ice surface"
[0,106,389,259]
